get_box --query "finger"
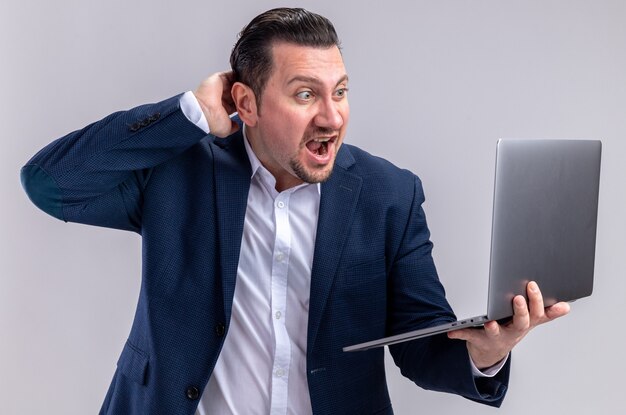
[447,321,499,342]
[199,71,231,107]
[511,295,530,331]
[447,327,479,342]
[527,281,545,323]
[483,320,500,338]
[221,74,237,114]
[545,301,571,320]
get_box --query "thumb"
[448,328,473,341]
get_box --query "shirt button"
[275,311,282,320]
[215,323,225,337]
[186,386,200,400]
[275,368,285,377]
[276,200,285,209]
[275,252,285,262]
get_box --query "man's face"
[245,42,350,191]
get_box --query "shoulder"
[337,143,423,196]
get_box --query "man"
[21,8,569,415]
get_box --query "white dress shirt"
[199,133,319,415]
[178,91,506,415]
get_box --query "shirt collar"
[242,125,321,195]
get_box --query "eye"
[296,91,314,101]
[335,87,348,98]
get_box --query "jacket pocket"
[117,340,149,385]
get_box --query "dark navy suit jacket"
[21,95,509,414]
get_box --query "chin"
[293,165,334,184]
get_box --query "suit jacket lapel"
[308,146,362,350]
[210,130,251,322]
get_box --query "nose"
[314,98,344,131]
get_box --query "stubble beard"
[289,157,334,184]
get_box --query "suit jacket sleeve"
[387,176,510,407]
[20,94,208,232]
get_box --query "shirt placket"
[270,191,292,415]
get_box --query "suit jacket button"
[129,123,140,132]
[215,323,225,337]
[186,386,200,400]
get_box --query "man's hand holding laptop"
[448,281,571,370]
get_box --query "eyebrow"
[287,74,349,87]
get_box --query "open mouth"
[305,136,337,160]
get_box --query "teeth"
[314,137,331,143]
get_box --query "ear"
[231,82,258,127]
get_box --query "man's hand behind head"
[194,71,240,137]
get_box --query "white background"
[1,0,625,413]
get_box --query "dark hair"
[230,8,340,104]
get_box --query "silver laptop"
[344,139,602,352]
